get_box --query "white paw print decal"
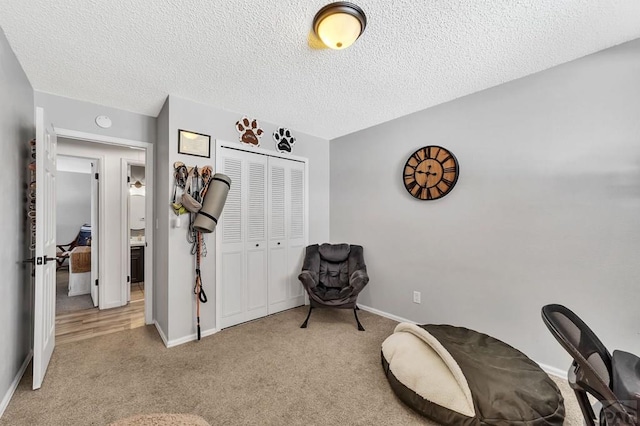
[273,127,296,153]
[236,116,264,146]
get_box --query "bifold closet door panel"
[268,156,306,314]
[287,161,306,304]
[267,159,289,312]
[219,154,245,328]
[245,156,268,322]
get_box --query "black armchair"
[542,304,639,425]
[298,243,369,330]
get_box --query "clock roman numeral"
[425,188,433,200]
[443,166,456,173]
[430,147,440,159]
[406,181,418,193]
[440,154,452,163]
[432,186,442,197]
[441,177,454,186]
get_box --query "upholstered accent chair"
[298,243,369,330]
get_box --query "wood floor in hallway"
[55,283,145,345]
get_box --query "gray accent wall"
[330,38,640,371]
[0,27,34,413]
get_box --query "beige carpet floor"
[1,307,583,425]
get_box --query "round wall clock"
[403,145,459,200]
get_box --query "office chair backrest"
[541,304,615,400]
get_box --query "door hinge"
[95,279,99,286]
[127,276,130,283]
[127,176,131,183]
[95,172,99,180]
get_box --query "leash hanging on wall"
[172,161,232,340]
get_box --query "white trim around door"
[54,128,154,325]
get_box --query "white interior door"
[90,161,99,307]
[33,107,57,390]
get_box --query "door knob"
[277,242,281,245]
[256,244,259,247]
[22,257,35,264]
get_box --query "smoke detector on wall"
[95,115,112,129]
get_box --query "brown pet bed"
[381,323,564,425]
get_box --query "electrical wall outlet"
[413,291,421,304]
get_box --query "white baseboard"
[358,305,569,380]
[154,321,169,347]
[165,328,218,348]
[0,350,32,419]
[153,321,218,348]
[536,362,568,380]
[358,304,416,325]
[68,289,90,297]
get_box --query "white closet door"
[268,156,306,314]
[217,143,308,328]
[245,155,268,322]
[267,158,288,313]
[219,153,245,329]
[287,161,306,305]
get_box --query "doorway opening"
[53,135,153,345]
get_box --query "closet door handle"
[256,244,259,247]
[277,242,281,245]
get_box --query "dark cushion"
[319,260,348,289]
[612,350,640,411]
[318,243,350,262]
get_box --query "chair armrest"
[349,270,369,293]
[298,271,318,290]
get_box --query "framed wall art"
[178,129,211,158]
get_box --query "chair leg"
[574,389,596,426]
[300,306,313,328]
[354,308,365,331]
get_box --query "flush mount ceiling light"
[313,2,367,50]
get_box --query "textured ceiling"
[2,1,640,139]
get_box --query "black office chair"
[541,304,640,425]
[298,243,369,330]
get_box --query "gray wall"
[331,38,640,371]
[56,171,91,244]
[34,92,156,143]
[0,27,34,413]
[156,95,330,343]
